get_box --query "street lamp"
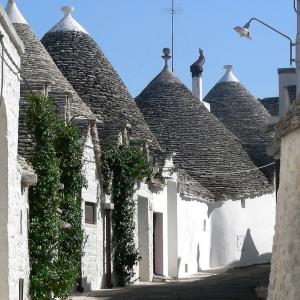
[234,18,295,66]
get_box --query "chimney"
[190,49,210,110]
[278,68,296,118]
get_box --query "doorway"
[138,197,150,281]
[153,212,164,275]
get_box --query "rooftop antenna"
[164,0,182,72]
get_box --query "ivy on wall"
[27,94,85,299]
[102,143,151,286]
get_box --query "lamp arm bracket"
[247,17,294,45]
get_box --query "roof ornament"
[47,5,89,35]
[62,6,74,17]
[218,65,240,83]
[162,48,171,68]
[6,0,28,24]
[190,48,205,76]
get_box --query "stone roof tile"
[204,80,274,181]
[136,64,272,200]
[41,28,160,154]
[12,23,95,157]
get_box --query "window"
[85,202,96,224]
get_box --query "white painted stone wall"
[134,176,276,282]
[0,5,25,300]
[81,130,104,291]
[209,193,276,268]
[177,197,211,276]
[268,128,300,300]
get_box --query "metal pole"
[171,0,174,72]
[246,18,295,66]
[296,0,300,95]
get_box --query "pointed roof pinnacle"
[162,48,171,69]
[6,0,28,24]
[62,6,74,17]
[48,6,89,35]
[218,65,239,83]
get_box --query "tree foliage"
[102,143,151,286]
[27,94,85,299]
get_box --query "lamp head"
[234,22,252,39]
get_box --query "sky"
[2,0,296,99]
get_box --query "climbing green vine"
[27,94,85,299]
[102,143,152,286]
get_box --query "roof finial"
[61,6,74,17]
[224,65,233,72]
[47,5,89,35]
[218,65,240,83]
[6,0,28,24]
[190,48,205,77]
[162,48,171,68]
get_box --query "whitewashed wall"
[135,181,169,281]
[0,5,25,300]
[268,128,300,300]
[134,176,276,282]
[209,193,276,268]
[81,130,104,291]
[177,197,211,276]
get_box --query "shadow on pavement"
[85,264,270,300]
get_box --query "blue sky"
[3,0,296,99]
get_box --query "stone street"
[72,264,270,300]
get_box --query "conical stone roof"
[135,54,272,200]
[6,1,95,157]
[41,6,159,151]
[204,66,274,180]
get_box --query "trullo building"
[204,65,274,181]
[0,3,37,300]
[135,49,276,270]
[6,0,108,293]
[2,1,279,297]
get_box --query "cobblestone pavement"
[71,264,270,300]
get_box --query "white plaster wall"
[132,172,275,284]
[135,182,169,281]
[167,180,178,278]
[177,197,211,277]
[0,7,25,300]
[268,128,300,300]
[81,131,104,291]
[209,193,276,268]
